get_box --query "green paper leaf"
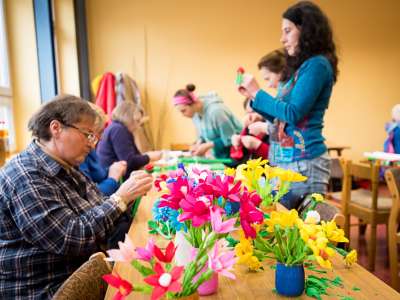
[352,286,361,291]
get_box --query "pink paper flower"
[178,194,212,227]
[135,238,155,262]
[211,175,241,202]
[208,240,237,279]
[210,205,236,234]
[103,272,133,300]
[144,262,183,300]
[159,177,191,210]
[240,194,264,238]
[106,234,136,263]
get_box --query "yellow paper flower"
[277,169,307,182]
[321,220,349,243]
[311,193,324,202]
[247,255,262,271]
[308,234,334,269]
[224,167,236,177]
[246,158,267,170]
[344,249,357,267]
[265,210,299,232]
[299,222,322,242]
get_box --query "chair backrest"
[340,159,380,211]
[384,168,400,235]
[52,252,112,300]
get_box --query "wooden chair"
[52,252,112,300]
[384,168,400,290]
[340,159,392,271]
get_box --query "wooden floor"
[349,218,400,292]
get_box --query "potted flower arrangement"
[152,165,264,295]
[103,235,236,300]
[236,195,356,297]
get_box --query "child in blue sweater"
[384,104,400,154]
[239,1,338,209]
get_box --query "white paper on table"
[363,151,400,162]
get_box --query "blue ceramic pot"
[275,262,305,297]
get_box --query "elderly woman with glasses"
[97,101,162,179]
[0,95,154,298]
[79,103,127,196]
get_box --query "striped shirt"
[0,142,122,299]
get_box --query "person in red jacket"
[231,49,285,162]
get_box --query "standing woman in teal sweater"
[173,84,242,158]
[240,1,338,209]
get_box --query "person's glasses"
[62,123,98,145]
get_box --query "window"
[0,0,15,151]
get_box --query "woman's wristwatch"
[110,194,127,212]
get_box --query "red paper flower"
[103,272,133,300]
[144,262,183,300]
[145,164,154,173]
[153,241,176,263]
[240,192,264,238]
[210,175,241,202]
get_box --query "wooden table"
[327,144,350,157]
[105,192,400,300]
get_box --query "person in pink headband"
[172,83,242,159]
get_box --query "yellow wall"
[6,0,79,150]
[86,0,400,159]
[5,0,40,150]
[54,0,80,96]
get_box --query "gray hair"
[28,94,96,141]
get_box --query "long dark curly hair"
[282,1,339,83]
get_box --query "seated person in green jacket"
[172,83,242,159]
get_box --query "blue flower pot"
[275,263,305,297]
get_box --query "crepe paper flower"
[246,158,268,170]
[298,222,322,243]
[240,197,264,238]
[103,272,133,300]
[304,210,321,224]
[208,240,237,279]
[135,238,155,262]
[106,234,136,262]
[265,210,299,233]
[211,175,242,202]
[344,249,358,268]
[145,164,154,173]
[154,174,168,192]
[321,220,349,243]
[308,234,335,269]
[153,241,176,263]
[311,193,324,202]
[159,177,191,210]
[210,205,236,234]
[242,189,262,207]
[144,262,183,300]
[178,194,212,227]
[224,167,236,177]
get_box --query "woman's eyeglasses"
[62,123,98,145]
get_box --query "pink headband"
[172,92,198,106]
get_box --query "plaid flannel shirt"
[0,142,122,299]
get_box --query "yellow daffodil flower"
[265,210,299,232]
[321,220,349,243]
[311,193,324,202]
[224,167,236,177]
[308,234,334,269]
[344,249,357,268]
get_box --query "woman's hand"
[241,135,262,150]
[115,170,153,205]
[108,161,127,181]
[248,121,268,136]
[146,151,163,162]
[238,74,261,99]
[192,142,213,156]
[231,134,241,147]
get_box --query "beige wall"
[6,0,79,151]
[86,0,400,159]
